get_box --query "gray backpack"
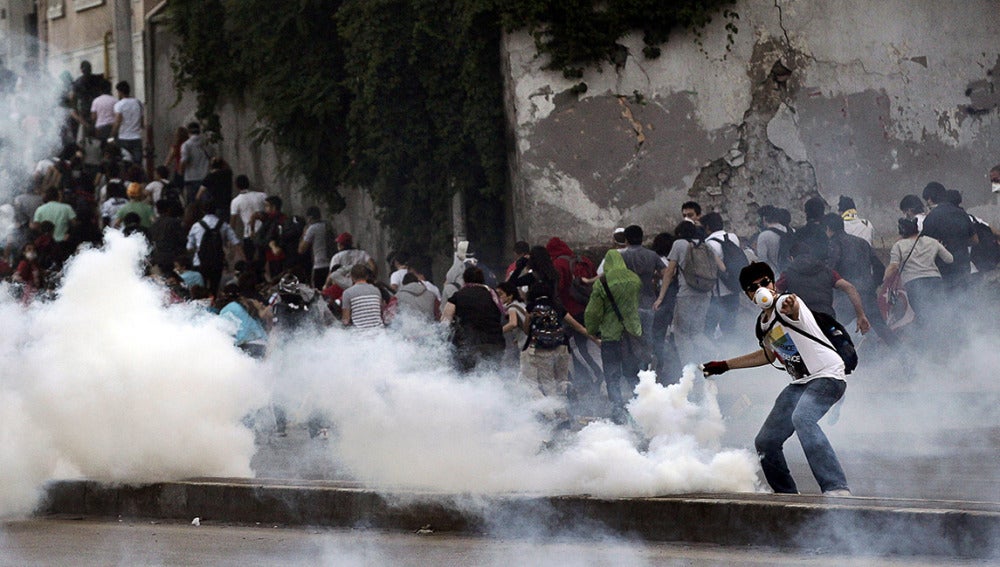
[682,239,718,292]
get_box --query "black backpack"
[197,220,226,273]
[557,254,597,305]
[756,304,858,375]
[970,217,1000,271]
[278,215,305,253]
[161,183,183,207]
[523,300,567,350]
[708,234,749,292]
[271,291,312,331]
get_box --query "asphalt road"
[0,518,985,567]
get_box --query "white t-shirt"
[90,94,117,128]
[145,180,165,204]
[113,98,143,140]
[422,280,442,301]
[329,249,372,272]
[301,221,331,270]
[229,190,267,238]
[844,217,874,245]
[328,249,374,288]
[389,267,408,289]
[759,297,846,384]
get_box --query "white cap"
[612,227,626,245]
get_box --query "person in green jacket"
[585,249,642,422]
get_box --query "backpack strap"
[520,302,536,351]
[599,275,626,325]
[706,235,728,294]
[770,306,837,355]
[508,303,527,323]
[898,234,921,275]
[756,306,830,370]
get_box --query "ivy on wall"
[166,0,735,259]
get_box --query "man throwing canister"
[702,262,851,497]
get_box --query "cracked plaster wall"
[503,0,1000,250]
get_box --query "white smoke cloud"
[0,42,760,518]
[0,232,265,516]
[271,326,761,497]
[0,238,759,517]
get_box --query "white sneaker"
[823,489,852,497]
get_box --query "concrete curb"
[38,479,1000,559]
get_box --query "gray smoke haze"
[0,58,65,204]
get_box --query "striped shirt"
[342,282,383,328]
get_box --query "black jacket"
[922,203,973,278]
[779,255,837,318]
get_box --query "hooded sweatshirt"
[396,280,438,320]
[545,237,585,316]
[585,249,641,341]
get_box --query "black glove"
[702,360,729,376]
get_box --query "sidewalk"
[39,479,1000,559]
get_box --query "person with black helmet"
[268,272,336,332]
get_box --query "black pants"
[312,268,328,290]
[600,339,640,407]
[199,267,222,296]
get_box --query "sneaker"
[823,489,852,497]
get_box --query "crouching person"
[702,262,851,496]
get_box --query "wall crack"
[617,96,646,149]
[774,0,791,47]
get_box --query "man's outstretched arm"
[703,349,773,376]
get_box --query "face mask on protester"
[754,287,776,310]
[992,182,1000,193]
[25,252,37,261]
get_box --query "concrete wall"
[503,0,1000,249]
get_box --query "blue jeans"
[754,378,848,494]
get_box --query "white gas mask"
[754,287,777,310]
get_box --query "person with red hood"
[546,238,585,313]
[546,237,603,393]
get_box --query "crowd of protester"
[3,60,1000,440]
